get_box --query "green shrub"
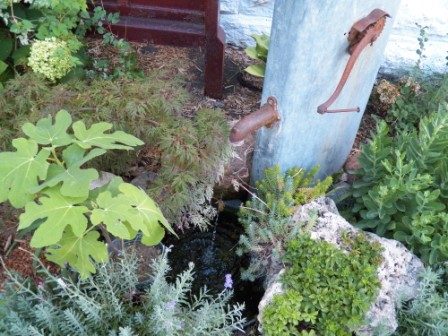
[385,75,448,130]
[0,0,130,83]
[262,232,382,336]
[351,104,448,265]
[0,0,88,83]
[0,247,245,335]
[0,0,88,49]
[351,28,448,265]
[0,73,231,230]
[237,165,332,281]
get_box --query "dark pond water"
[163,207,264,320]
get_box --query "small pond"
[164,205,265,321]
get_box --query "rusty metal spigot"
[317,9,390,114]
[229,96,280,143]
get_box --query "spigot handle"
[317,9,390,115]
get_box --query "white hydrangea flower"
[28,37,79,82]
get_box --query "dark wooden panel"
[101,2,204,23]
[111,16,205,47]
[119,0,205,10]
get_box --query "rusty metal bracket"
[229,96,280,143]
[317,9,390,114]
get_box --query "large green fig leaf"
[46,228,108,278]
[22,110,74,147]
[0,138,50,208]
[91,183,172,246]
[33,144,105,198]
[120,183,174,245]
[19,187,88,247]
[90,190,135,239]
[73,120,144,150]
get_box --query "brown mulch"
[0,204,60,290]
[85,39,263,120]
[350,104,378,157]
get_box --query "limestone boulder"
[259,197,424,335]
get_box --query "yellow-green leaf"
[0,138,50,208]
[90,191,134,239]
[19,187,88,247]
[22,110,74,147]
[46,228,108,278]
[244,46,258,60]
[73,120,144,150]
[244,63,266,77]
[119,183,175,242]
[33,145,104,198]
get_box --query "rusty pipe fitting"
[317,9,390,114]
[229,96,280,143]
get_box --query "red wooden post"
[204,0,225,98]
[98,0,225,98]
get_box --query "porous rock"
[258,197,424,335]
[131,171,157,190]
[89,171,116,190]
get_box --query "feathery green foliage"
[237,165,332,280]
[351,104,448,265]
[0,73,231,230]
[0,247,245,335]
[394,268,448,336]
[262,232,382,336]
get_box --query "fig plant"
[0,110,173,278]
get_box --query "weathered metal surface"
[251,1,401,183]
[229,97,280,143]
[317,9,390,114]
[348,8,390,53]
